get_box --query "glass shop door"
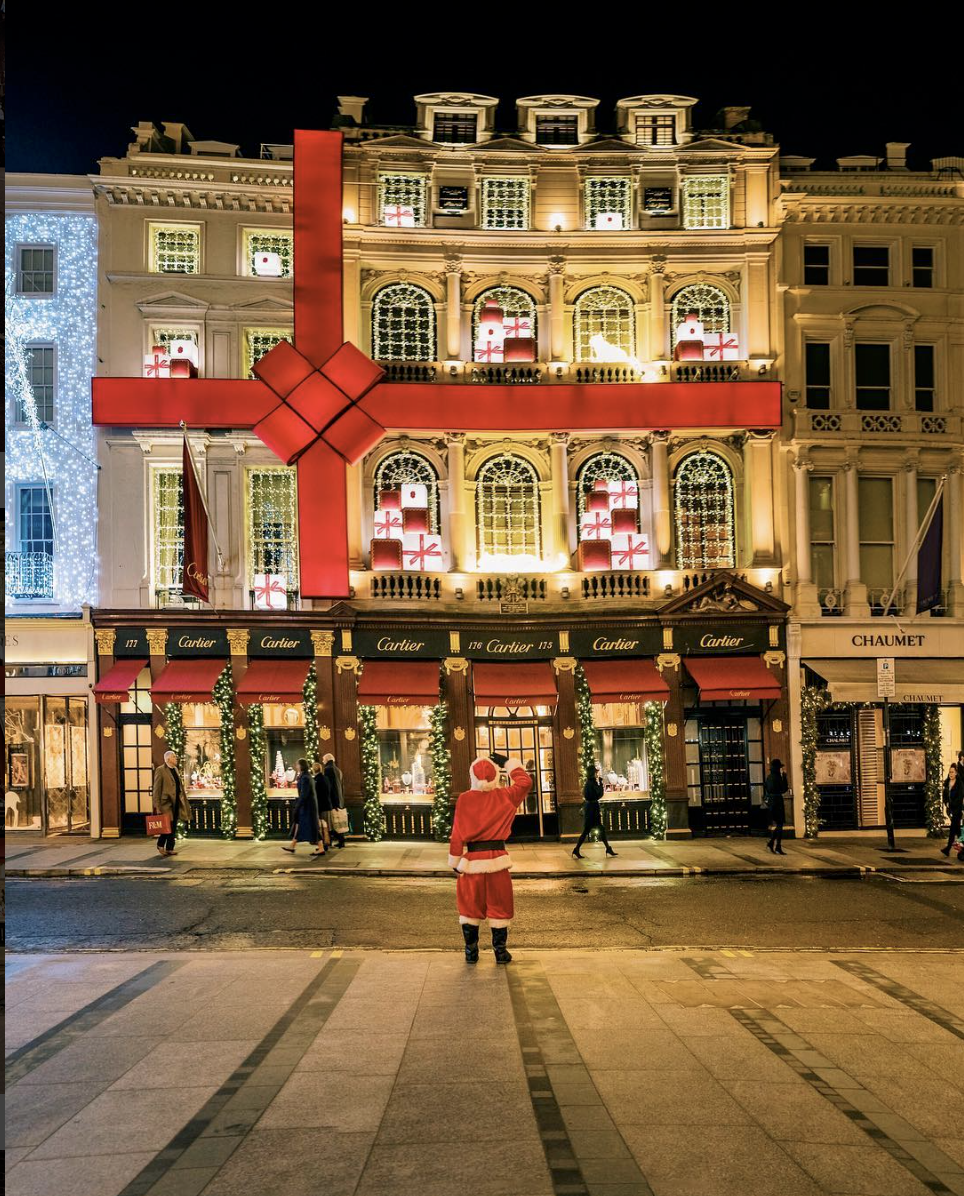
[475,707,557,839]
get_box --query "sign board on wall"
[815,751,852,785]
[876,657,896,698]
[891,748,925,784]
[674,623,780,655]
[4,619,90,664]
[569,628,664,658]
[248,629,314,657]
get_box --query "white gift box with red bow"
[580,512,613,541]
[401,533,444,572]
[254,573,287,610]
[606,479,639,510]
[594,212,624,230]
[373,510,404,539]
[169,338,199,368]
[253,251,283,277]
[474,341,505,363]
[502,315,532,338]
[143,345,170,379]
[702,332,741,361]
[383,204,416,227]
[400,484,428,509]
[609,533,650,571]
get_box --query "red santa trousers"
[456,869,514,928]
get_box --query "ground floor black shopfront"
[91,574,790,841]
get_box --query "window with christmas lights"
[681,175,730,230]
[243,327,292,379]
[471,286,537,348]
[576,452,638,525]
[373,450,440,532]
[480,178,530,230]
[584,178,633,230]
[673,451,735,569]
[181,703,224,798]
[376,706,434,800]
[371,283,436,361]
[150,326,199,358]
[149,224,201,273]
[378,174,428,227]
[16,344,55,424]
[247,468,299,598]
[670,283,730,349]
[10,486,54,600]
[476,454,542,563]
[573,285,636,360]
[264,703,306,798]
[242,229,293,278]
[152,468,185,604]
[16,245,56,295]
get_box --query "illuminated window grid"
[149,224,201,274]
[471,286,537,347]
[153,468,184,597]
[243,229,293,277]
[674,451,735,569]
[681,176,729,230]
[573,285,635,360]
[247,468,299,593]
[481,178,530,230]
[373,450,440,532]
[378,174,428,227]
[18,344,55,423]
[669,283,730,348]
[635,115,675,146]
[476,454,541,559]
[371,283,436,361]
[17,245,55,294]
[584,177,632,230]
[243,328,292,379]
[576,451,638,526]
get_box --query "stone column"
[445,253,462,361]
[903,458,919,608]
[443,651,472,797]
[948,464,964,616]
[550,433,571,563]
[227,629,253,838]
[657,644,689,833]
[843,459,869,615]
[552,657,582,838]
[793,454,821,617]
[94,628,121,838]
[649,258,667,361]
[343,249,361,348]
[745,255,771,361]
[446,433,468,571]
[310,630,336,762]
[746,431,776,563]
[547,256,566,363]
[650,431,671,565]
[346,461,365,570]
[147,628,169,771]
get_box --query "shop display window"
[592,701,649,796]
[263,703,306,797]
[5,695,89,832]
[376,706,434,800]
[181,703,223,796]
[6,696,43,829]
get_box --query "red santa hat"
[469,756,500,791]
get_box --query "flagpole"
[880,475,945,618]
[180,421,226,571]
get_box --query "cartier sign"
[569,628,663,658]
[167,628,228,657]
[463,633,558,660]
[351,630,450,659]
[111,630,149,658]
[248,629,312,657]
[675,624,775,655]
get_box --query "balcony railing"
[793,409,959,439]
[5,552,54,600]
[378,361,758,385]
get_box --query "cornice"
[93,175,292,212]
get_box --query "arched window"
[674,451,735,569]
[471,286,537,347]
[670,283,730,349]
[476,454,541,564]
[573,285,635,361]
[372,283,436,361]
[576,452,639,528]
[373,450,440,533]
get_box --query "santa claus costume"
[448,753,532,964]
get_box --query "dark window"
[854,343,891,410]
[432,112,478,144]
[803,244,830,285]
[914,345,935,411]
[19,486,54,556]
[535,114,578,145]
[17,245,55,294]
[912,246,934,288]
[805,342,831,408]
[635,115,675,146]
[17,344,55,423]
[852,245,889,286]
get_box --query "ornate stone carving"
[227,628,249,656]
[552,657,578,674]
[656,653,680,673]
[547,255,566,276]
[444,657,469,675]
[650,255,667,275]
[764,650,786,669]
[95,629,116,656]
[690,579,760,613]
[146,628,168,656]
[311,630,335,657]
[335,655,361,674]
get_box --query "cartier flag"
[916,493,943,614]
[181,435,210,602]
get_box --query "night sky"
[8,21,959,176]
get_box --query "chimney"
[337,96,369,126]
[721,105,751,130]
[885,141,910,170]
[161,122,195,154]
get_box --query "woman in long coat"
[572,764,618,859]
[765,758,789,854]
[283,759,325,856]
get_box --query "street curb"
[5,867,169,878]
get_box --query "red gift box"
[503,337,536,363]
[674,340,704,362]
[169,358,198,378]
[593,479,610,492]
[610,507,638,533]
[586,491,610,513]
[379,488,402,510]
[577,539,612,572]
[371,539,403,570]
[402,507,429,534]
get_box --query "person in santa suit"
[448,751,532,964]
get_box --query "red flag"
[181,434,210,602]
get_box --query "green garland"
[800,685,831,838]
[923,704,944,837]
[358,704,384,841]
[303,664,319,763]
[247,703,269,840]
[164,702,189,840]
[213,666,237,839]
[429,701,453,842]
[574,665,597,785]
[644,701,667,839]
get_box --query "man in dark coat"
[312,760,332,848]
[572,764,617,859]
[323,752,346,848]
[764,758,789,854]
[152,750,190,856]
[940,763,963,859]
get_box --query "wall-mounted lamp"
[560,586,570,600]
[663,584,674,597]
[455,587,464,601]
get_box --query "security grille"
[573,286,635,360]
[244,328,292,379]
[481,178,530,230]
[584,178,632,229]
[674,451,735,569]
[244,230,293,277]
[372,283,436,361]
[476,455,541,560]
[150,225,200,273]
[374,451,440,532]
[670,284,730,347]
[681,176,729,230]
[378,174,428,227]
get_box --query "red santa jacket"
[448,759,532,874]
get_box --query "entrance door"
[475,708,557,838]
[120,714,154,832]
[690,714,752,833]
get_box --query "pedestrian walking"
[448,753,531,965]
[572,764,617,859]
[312,760,332,850]
[282,759,325,856]
[940,762,963,859]
[323,752,347,848]
[151,749,190,857]
[764,757,789,854]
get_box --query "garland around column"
[800,685,830,839]
[247,702,269,840]
[644,701,667,839]
[303,664,319,763]
[164,701,188,840]
[213,666,237,839]
[574,665,597,786]
[923,704,944,838]
[358,704,384,842]
[429,701,453,842]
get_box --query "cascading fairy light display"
[5,214,99,609]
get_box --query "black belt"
[465,840,505,852]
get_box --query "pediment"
[678,137,742,154]
[476,136,546,153]
[844,302,918,321]
[367,134,432,150]
[136,291,210,313]
[230,295,294,313]
[660,571,789,617]
[575,137,644,154]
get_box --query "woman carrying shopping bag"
[282,759,325,857]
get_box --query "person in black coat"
[572,764,618,859]
[764,758,789,854]
[312,760,332,848]
[323,753,346,848]
[282,759,325,856]
[940,762,963,859]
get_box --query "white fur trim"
[504,757,525,776]
[447,854,463,869]
[488,919,512,928]
[458,916,481,926]
[456,854,513,875]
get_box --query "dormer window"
[536,114,579,145]
[433,112,478,144]
[635,115,676,147]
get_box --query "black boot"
[491,927,512,965]
[461,923,479,964]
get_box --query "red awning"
[93,658,148,703]
[581,659,669,704]
[685,656,781,702]
[236,659,311,706]
[356,660,440,706]
[151,658,226,703]
[473,663,558,707]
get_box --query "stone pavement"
[6,946,964,1196]
[5,828,961,880]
